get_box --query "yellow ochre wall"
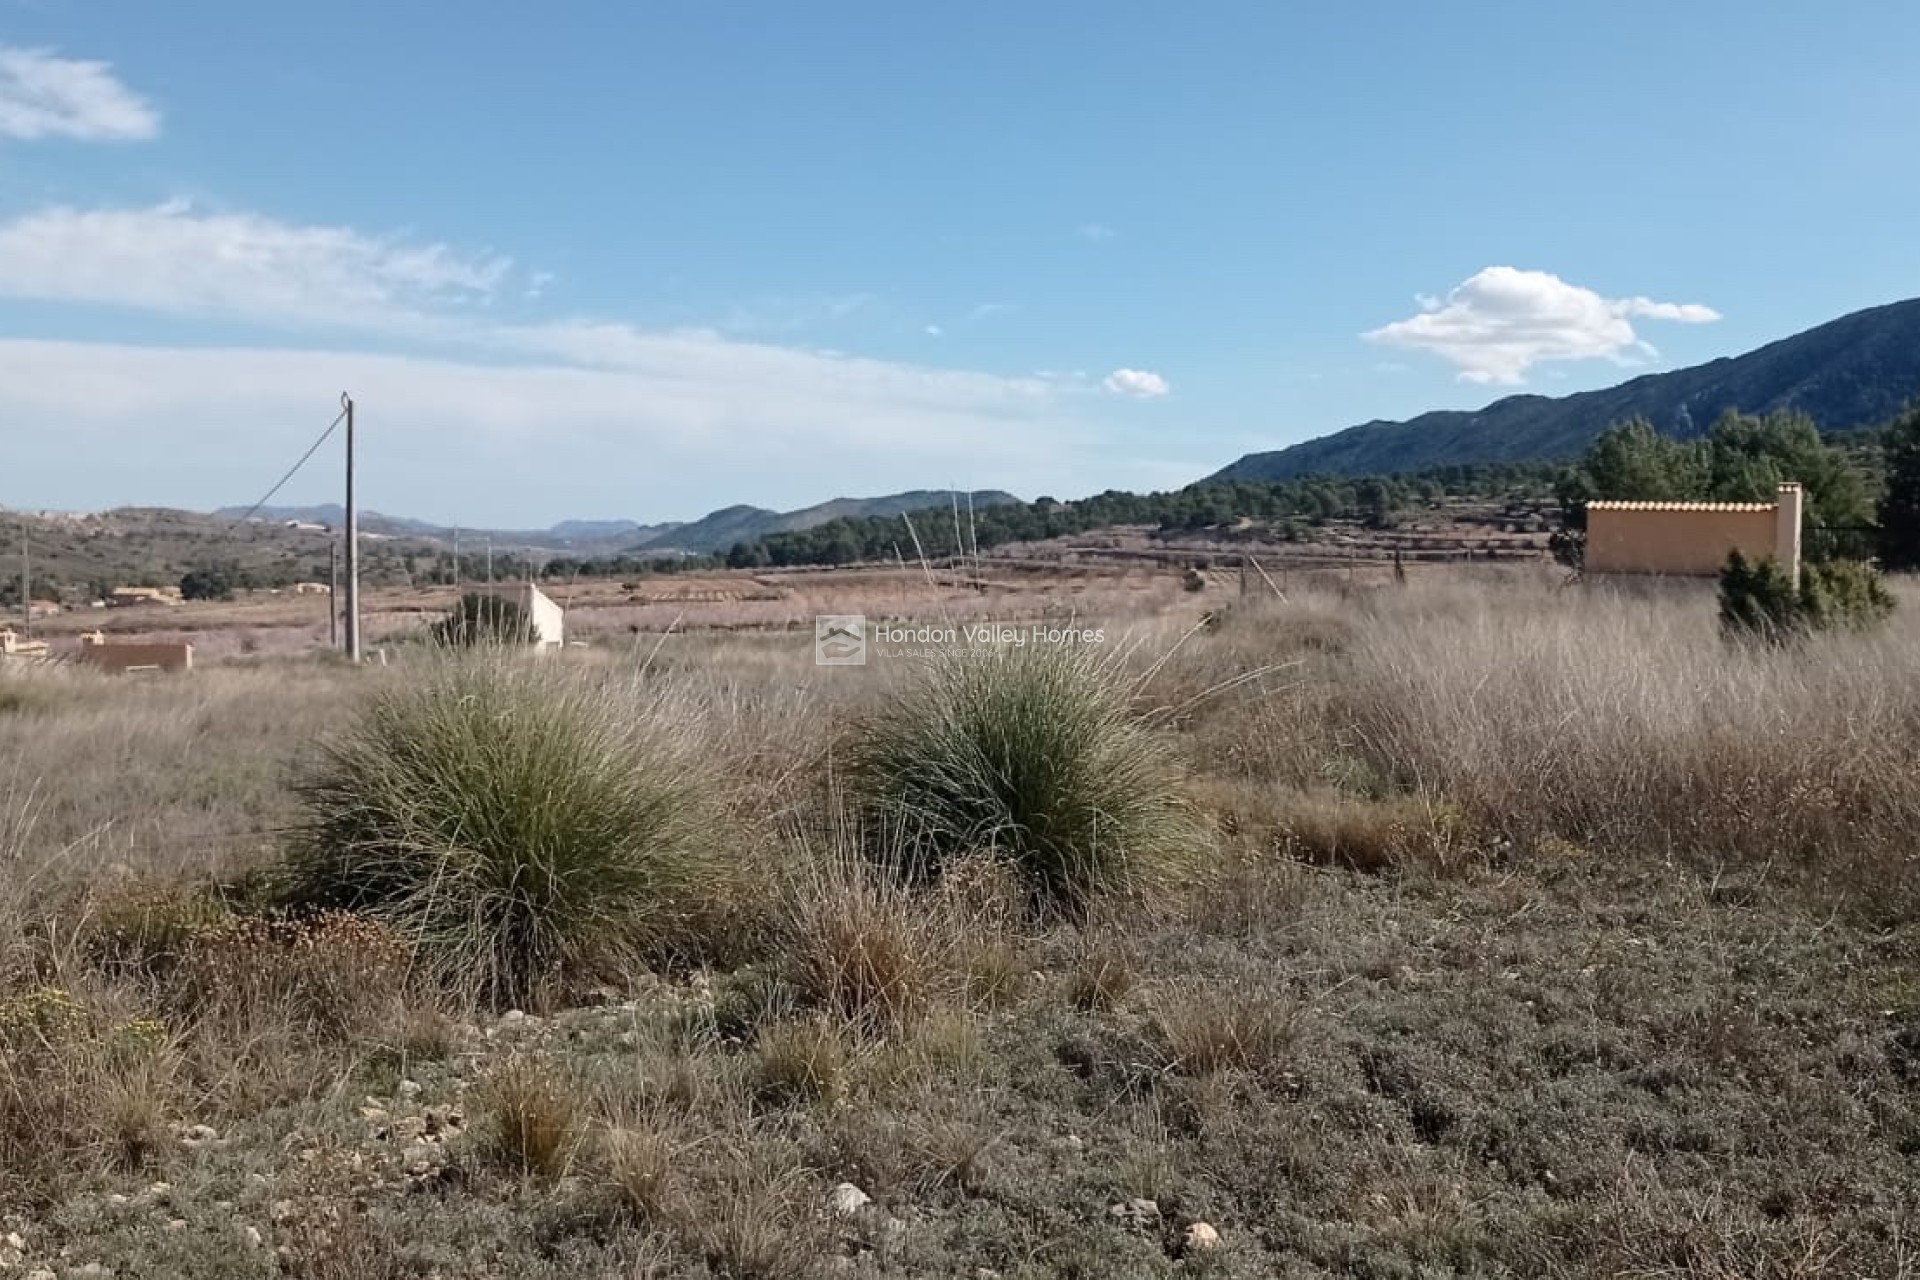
[1585,484,1804,580]
[1585,507,1776,576]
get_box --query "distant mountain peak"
[1211,297,1920,482]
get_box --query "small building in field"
[1585,482,1804,584]
[0,628,49,659]
[291,582,332,596]
[74,630,193,674]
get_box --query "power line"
[227,404,350,528]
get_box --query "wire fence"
[1804,525,1879,563]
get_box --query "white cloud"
[0,339,1187,525]
[0,201,509,326]
[0,46,158,141]
[1364,266,1721,385]
[924,324,943,337]
[1075,223,1117,242]
[1103,368,1170,398]
[1622,298,1721,323]
[0,200,1192,521]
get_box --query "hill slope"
[213,505,678,552]
[636,489,1022,553]
[1213,297,1920,482]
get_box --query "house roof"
[1586,500,1775,513]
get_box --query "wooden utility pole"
[343,393,361,662]
[328,539,339,648]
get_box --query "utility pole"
[328,540,339,648]
[343,392,361,662]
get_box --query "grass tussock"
[1066,942,1135,1012]
[1148,981,1297,1077]
[778,847,952,1033]
[846,643,1207,916]
[754,1017,850,1107]
[285,656,736,1006]
[1275,790,1473,874]
[478,1054,583,1182]
[598,1123,684,1223]
[0,984,183,1206]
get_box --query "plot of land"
[2,565,1915,1278]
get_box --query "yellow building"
[1585,482,1803,583]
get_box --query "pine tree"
[1877,403,1920,571]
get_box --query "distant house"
[1585,482,1804,583]
[75,631,193,674]
[0,628,49,659]
[290,582,332,596]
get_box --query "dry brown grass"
[478,1054,585,1181]
[0,983,183,1204]
[1147,980,1298,1077]
[598,1123,685,1223]
[1337,569,1920,909]
[4,563,1920,1275]
[776,844,954,1032]
[1274,789,1473,873]
[754,1017,851,1108]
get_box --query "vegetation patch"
[1719,550,1895,642]
[845,643,1207,916]
[285,657,734,1006]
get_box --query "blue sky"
[2,1,1917,527]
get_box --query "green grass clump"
[432,591,535,647]
[846,643,1205,916]
[284,657,730,1006]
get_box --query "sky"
[2,1,1918,528]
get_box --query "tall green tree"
[1701,409,1873,528]
[1878,403,1920,571]
[1579,418,1707,501]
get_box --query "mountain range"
[214,298,1920,541]
[1212,297,1920,483]
[218,489,1021,556]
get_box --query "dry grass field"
[2,563,1918,1278]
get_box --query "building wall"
[484,584,564,650]
[1585,507,1777,577]
[1586,484,1805,580]
[75,638,193,673]
[522,584,565,649]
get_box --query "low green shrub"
[1719,551,1894,643]
[284,658,732,1006]
[845,644,1205,916]
[431,591,534,647]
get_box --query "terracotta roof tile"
[1586,500,1775,513]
